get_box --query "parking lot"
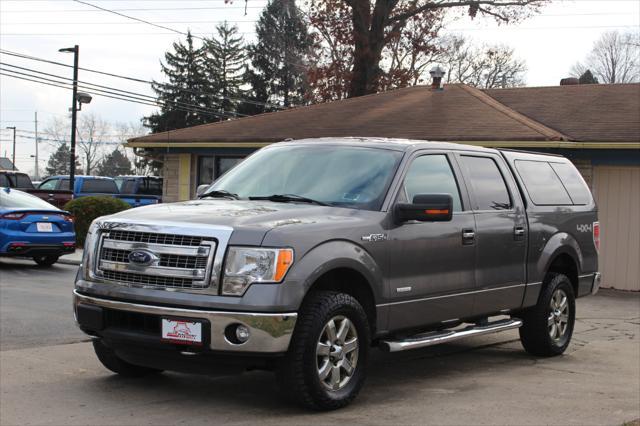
[1,258,639,425]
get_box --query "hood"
[100,199,369,245]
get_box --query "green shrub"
[63,196,131,246]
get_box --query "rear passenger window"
[515,160,572,205]
[81,179,118,193]
[549,162,592,205]
[403,155,463,212]
[460,156,511,210]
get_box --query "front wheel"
[519,273,576,357]
[33,255,58,267]
[277,291,370,411]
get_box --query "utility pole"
[5,126,16,170]
[34,111,39,180]
[59,45,79,191]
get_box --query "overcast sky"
[1,0,639,174]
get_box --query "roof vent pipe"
[429,66,446,90]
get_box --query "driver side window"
[38,179,58,190]
[403,154,463,212]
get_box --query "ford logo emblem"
[128,249,157,266]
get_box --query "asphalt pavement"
[1,257,639,425]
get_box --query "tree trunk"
[347,0,397,98]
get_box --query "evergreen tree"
[244,0,312,114]
[96,149,134,177]
[45,143,82,176]
[145,31,211,133]
[204,22,247,119]
[579,69,599,84]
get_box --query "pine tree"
[45,143,82,176]
[204,22,247,119]
[244,0,312,113]
[145,31,211,133]
[579,69,599,84]
[96,149,134,177]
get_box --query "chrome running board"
[380,318,522,353]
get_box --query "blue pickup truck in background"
[114,176,163,203]
[38,176,160,208]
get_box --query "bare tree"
[76,113,110,175]
[572,31,640,84]
[440,35,526,88]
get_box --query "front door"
[457,154,527,315]
[387,153,477,331]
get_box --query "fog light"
[236,325,250,343]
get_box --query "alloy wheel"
[316,315,359,391]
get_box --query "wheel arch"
[287,240,383,334]
[537,233,582,296]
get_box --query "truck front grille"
[102,247,208,269]
[96,230,215,290]
[106,230,203,247]
[101,270,199,289]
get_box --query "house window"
[197,156,244,186]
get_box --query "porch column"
[178,153,192,201]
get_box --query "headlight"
[81,220,101,280]
[222,247,294,296]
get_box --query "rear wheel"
[33,255,58,267]
[93,340,163,377]
[277,291,370,411]
[519,273,576,356]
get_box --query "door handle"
[462,229,475,245]
[514,227,525,240]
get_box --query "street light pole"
[34,111,39,180]
[5,126,16,170]
[59,45,79,191]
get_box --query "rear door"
[387,152,477,330]
[457,153,527,315]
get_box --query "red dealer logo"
[166,321,196,340]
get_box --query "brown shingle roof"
[130,84,568,144]
[484,83,640,142]
[130,83,640,145]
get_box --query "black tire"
[519,273,576,357]
[277,291,370,411]
[92,340,163,377]
[33,255,58,267]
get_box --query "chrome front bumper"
[73,290,297,353]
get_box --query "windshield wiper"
[249,194,329,206]
[199,190,239,200]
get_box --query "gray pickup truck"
[74,138,600,410]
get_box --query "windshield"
[0,188,58,210]
[207,145,403,210]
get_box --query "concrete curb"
[58,257,81,266]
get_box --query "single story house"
[127,82,640,291]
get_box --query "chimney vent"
[429,66,446,90]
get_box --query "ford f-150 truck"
[73,138,600,410]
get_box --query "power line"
[0,61,247,118]
[0,49,286,109]
[71,0,206,40]
[0,71,231,119]
[3,6,265,12]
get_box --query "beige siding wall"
[162,154,180,203]
[592,165,640,291]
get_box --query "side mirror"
[395,194,453,223]
[196,184,209,197]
